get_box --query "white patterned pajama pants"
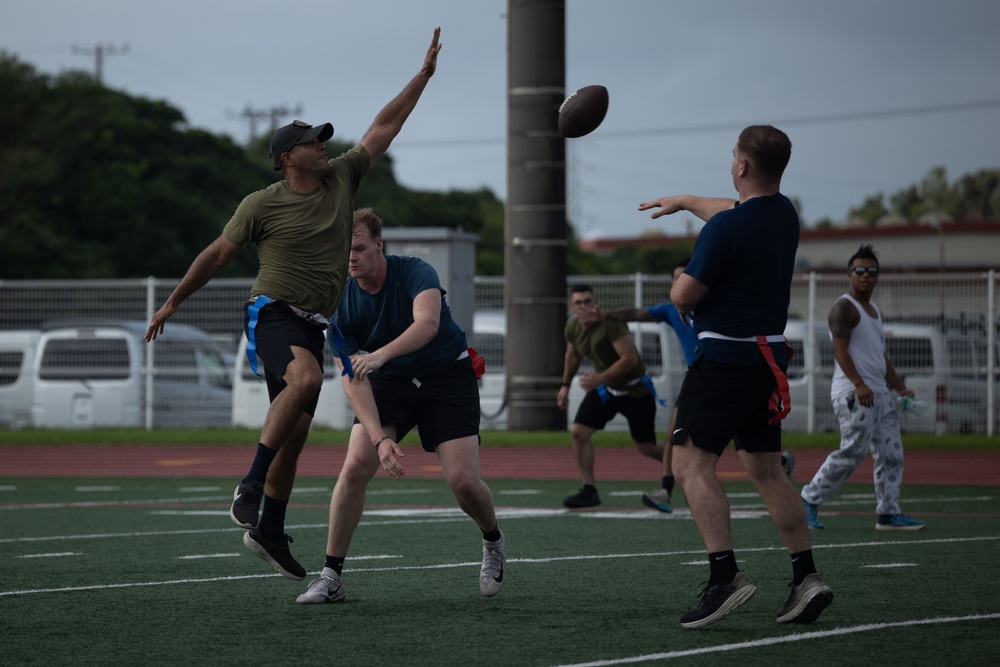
[801,391,904,516]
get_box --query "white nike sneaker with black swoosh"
[480,531,506,597]
[296,574,347,604]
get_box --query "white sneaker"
[480,531,506,597]
[296,575,346,604]
[641,488,673,513]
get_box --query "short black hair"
[848,244,879,268]
[570,284,593,295]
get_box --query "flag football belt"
[597,374,667,407]
[695,330,791,424]
[246,296,354,381]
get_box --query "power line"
[227,104,303,146]
[392,98,1000,149]
[71,42,129,84]
[602,98,1000,140]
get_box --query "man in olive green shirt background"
[557,284,667,509]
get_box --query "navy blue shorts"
[361,357,481,452]
[672,357,783,455]
[573,389,657,443]
[244,299,325,417]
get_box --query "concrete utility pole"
[229,104,303,146]
[71,43,129,84]
[505,0,567,430]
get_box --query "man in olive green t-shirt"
[145,28,443,581]
[556,284,666,509]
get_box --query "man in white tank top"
[800,245,926,531]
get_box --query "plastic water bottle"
[897,396,932,417]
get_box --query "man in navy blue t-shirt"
[640,125,832,629]
[295,208,506,605]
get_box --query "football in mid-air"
[558,85,609,138]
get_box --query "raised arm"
[359,27,442,167]
[145,234,241,342]
[638,195,736,222]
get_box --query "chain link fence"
[1,272,996,434]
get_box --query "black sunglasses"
[851,267,879,276]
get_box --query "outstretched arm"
[604,307,655,323]
[638,195,736,222]
[360,27,442,167]
[145,235,241,342]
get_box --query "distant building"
[577,221,1000,272]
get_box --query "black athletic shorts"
[671,356,783,455]
[244,299,325,417]
[573,389,657,443]
[360,356,481,452]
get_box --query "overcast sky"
[5,0,999,238]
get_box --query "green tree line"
[2,53,994,280]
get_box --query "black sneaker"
[243,529,306,580]
[680,571,758,629]
[230,481,264,529]
[776,572,834,623]
[563,485,601,508]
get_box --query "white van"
[231,335,353,429]
[473,311,681,432]
[883,322,999,435]
[32,321,232,428]
[0,331,41,429]
[783,320,836,433]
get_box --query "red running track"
[0,445,997,485]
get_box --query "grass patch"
[0,427,997,450]
[1,476,998,666]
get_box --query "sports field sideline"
[2,445,998,666]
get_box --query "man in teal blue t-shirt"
[295,208,506,606]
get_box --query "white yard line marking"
[146,510,229,516]
[546,614,1000,667]
[2,535,998,598]
[17,552,81,558]
[178,553,243,560]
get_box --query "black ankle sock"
[243,443,277,485]
[661,476,675,495]
[790,549,817,585]
[324,555,345,576]
[482,524,501,542]
[708,550,738,585]
[257,494,288,541]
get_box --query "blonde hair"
[352,207,383,239]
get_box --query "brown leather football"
[558,85,609,138]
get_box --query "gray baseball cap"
[269,120,334,170]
